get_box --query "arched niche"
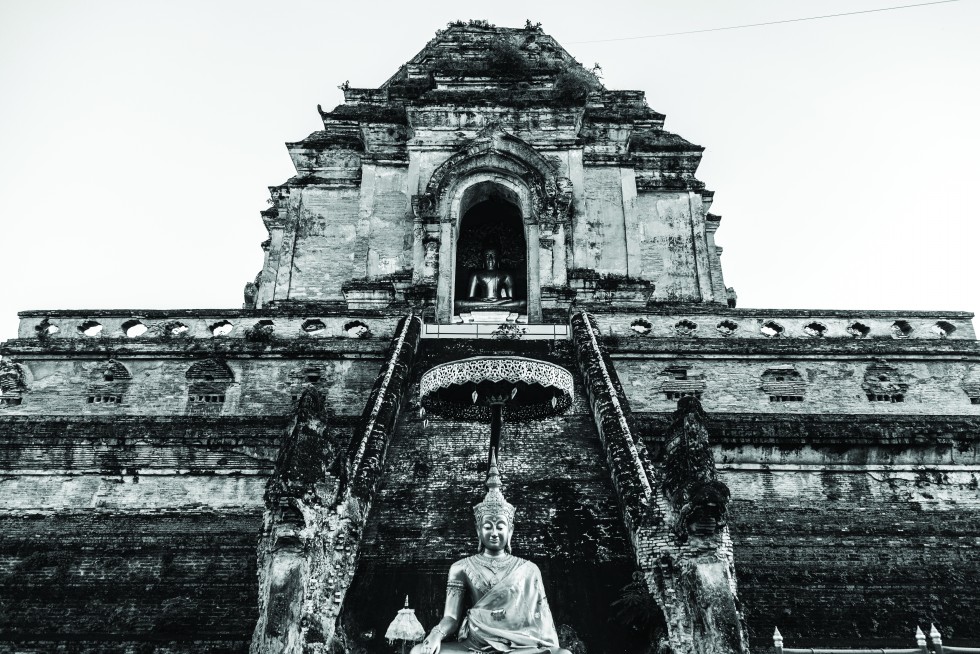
[435,174,542,323]
[422,129,573,324]
[453,182,528,318]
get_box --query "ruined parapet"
[0,359,27,406]
[252,313,421,654]
[348,313,422,498]
[252,387,341,654]
[571,311,748,654]
[570,311,653,528]
[643,399,748,654]
[661,397,731,539]
[12,309,404,341]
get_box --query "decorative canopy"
[420,356,573,421]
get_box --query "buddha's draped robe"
[456,555,561,654]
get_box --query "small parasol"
[385,596,426,653]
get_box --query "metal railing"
[929,624,980,654]
[773,625,980,654]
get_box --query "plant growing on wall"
[611,571,670,654]
[488,36,531,79]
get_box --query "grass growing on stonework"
[611,571,670,653]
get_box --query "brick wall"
[634,192,702,301]
[284,187,362,301]
[2,357,381,417]
[725,468,980,647]
[617,358,980,416]
[0,511,262,651]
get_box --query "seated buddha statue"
[455,247,527,314]
[412,458,570,654]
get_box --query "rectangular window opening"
[189,394,226,404]
[88,395,122,405]
[664,391,702,401]
[868,393,904,403]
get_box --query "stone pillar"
[527,222,542,322]
[436,221,455,323]
[621,167,643,278]
[539,234,554,288]
[704,215,728,304]
[552,223,568,286]
[422,237,439,282]
[687,191,715,303]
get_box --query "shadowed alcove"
[453,182,528,318]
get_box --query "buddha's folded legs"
[455,299,527,312]
[409,642,472,654]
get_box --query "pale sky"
[1,0,977,342]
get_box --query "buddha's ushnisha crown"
[473,454,516,526]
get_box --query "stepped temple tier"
[1,19,978,654]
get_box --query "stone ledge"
[580,304,975,319]
[0,338,390,358]
[634,411,980,447]
[608,338,980,356]
[13,310,407,341]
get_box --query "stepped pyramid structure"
[2,20,978,654]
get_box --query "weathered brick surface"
[576,168,628,274]
[725,469,980,647]
[0,357,381,417]
[0,511,261,649]
[634,193,705,301]
[0,416,358,511]
[286,187,366,301]
[634,412,980,460]
[617,358,980,415]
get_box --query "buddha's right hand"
[416,632,442,654]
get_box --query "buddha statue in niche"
[455,247,527,314]
[412,459,570,654]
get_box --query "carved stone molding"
[424,126,573,225]
[420,356,573,401]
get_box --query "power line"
[567,0,963,44]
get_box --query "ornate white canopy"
[420,356,573,400]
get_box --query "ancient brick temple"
[1,20,978,654]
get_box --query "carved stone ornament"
[420,356,574,421]
[412,193,437,219]
[540,176,573,221]
[420,356,573,401]
[423,127,573,224]
[0,360,26,394]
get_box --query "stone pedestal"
[455,311,525,324]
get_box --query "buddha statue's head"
[482,248,499,272]
[473,457,516,553]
